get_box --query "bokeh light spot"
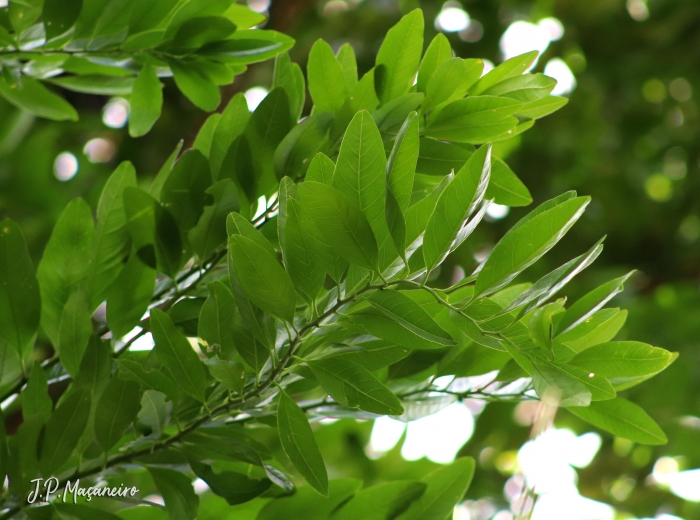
[544,58,576,96]
[323,0,348,16]
[102,98,129,128]
[500,21,550,62]
[247,0,270,13]
[244,86,269,111]
[459,19,483,42]
[83,138,116,163]
[54,152,79,181]
[537,17,564,41]
[486,203,510,220]
[669,77,692,102]
[627,0,649,21]
[435,4,470,33]
[642,78,666,103]
[645,173,673,202]
[679,215,700,242]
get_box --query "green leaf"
[117,359,179,403]
[416,138,472,176]
[485,157,532,207]
[375,9,424,103]
[482,73,556,102]
[273,53,305,121]
[48,75,135,96]
[549,361,616,401]
[40,386,91,475]
[43,0,83,40]
[0,75,78,121]
[138,390,169,439]
[350,307,447,351]
[150,309,208,402]
[161,149,212,232]
[210,94,249,179]
[106,253,156,339]
[148,466,199,520]
[52,503,123,520]
[95,376,142,452]
[58,289,92,377]
[298,182,378,272]
[337,43,358,88]
[273,112,334,181]
[308,39,349,113]
[334,481,426,520]
[188,179,239,260]
[229,234,296,323]
[398,457,475,520]
[423,145,491,273]
[170,16,236,53]
[568,398,667,445]
[204,357,245,395]
[22,363,52,422]
[150,140,183,200]
[387,112,419,213]
[532,363,591,407]
[405,174,452,249]
[416,33,453,94]
[169,59,220,112]
[279,178,325,302]
[334,110,387,227]
[503,239,604,315]
[556,271,635,335]
[308,357,404,415]
[475,195,590,297]
[425,96,521,143]
[198,30,294,66]
[198,280,237,358]
[37,198,95,346]
[0,219,40,362]
[193,113,221,158]
[258,479,362,520]
[569,341,673,378]
[235,87,292,202]
[373,93,424,133]
[90,161,136,307]
[556,308,628,355]
[424,58,468,112]
[129,64,163,137]
[368,291,455,346]
[517,95,569,120]
[277,390,328,495]
[469,51,539,95]
[189,461,271,506]
[305,152,335,185]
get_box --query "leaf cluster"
[0,8,674,519]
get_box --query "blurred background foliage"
[1,0,699,518]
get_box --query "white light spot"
[486,203,510,220]
[54,152,79,181]
[368,415,406,456]
[323,0,348,16]
[481,59,495,75]
[588,372,595,378]
[252,195,267,220]
[537,17,564,42]
[544,58,577,96]
[102,98,129,128]
[435,6,470,33]
[193,478,210,494]
[459,20,483,43]
[247,0,270,13]
[530,491,614,520]
[0,0,7,7]
[143,494,165,506]
[499,21,551,63]
[401,402,474,464]
[244,86,269,112]
[129,332,155,351]
[626,0,649,21]
[83,138,116,163]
